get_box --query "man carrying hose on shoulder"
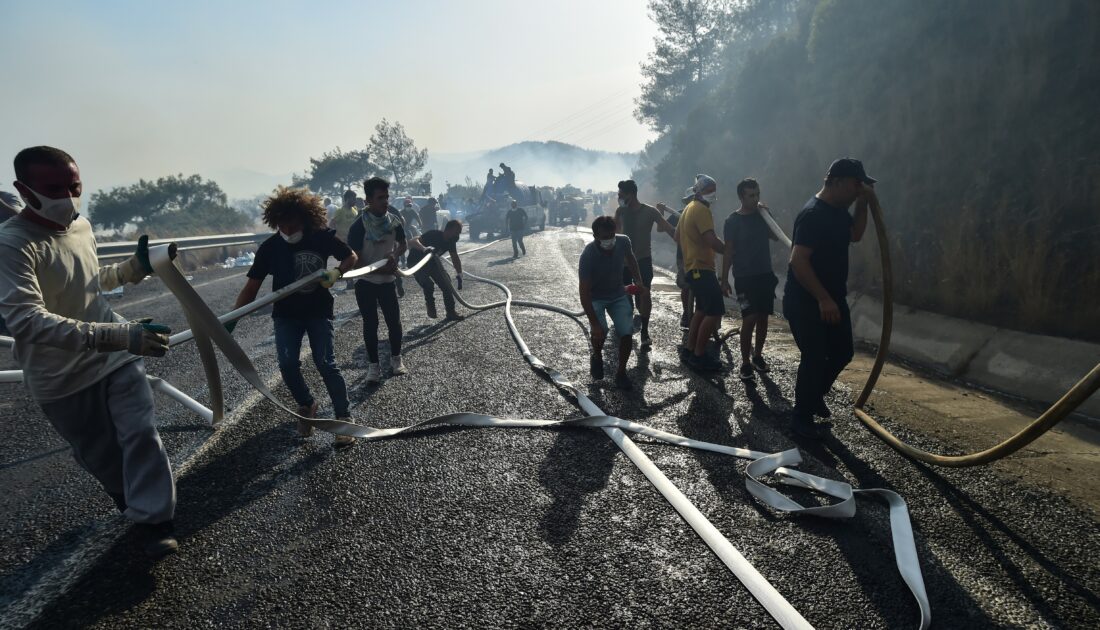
[784,158,878,439]
[0,146,178,557]
[231,187,358,446]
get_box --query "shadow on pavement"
[537,430,616,547]
[25,423,327,628]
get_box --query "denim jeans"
[273,316,350,417]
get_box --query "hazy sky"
[1,0,658,196]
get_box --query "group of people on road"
[580,158,880,440]
[0,143,876,561]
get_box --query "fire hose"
[758,205,1100,467]
[146,235,930,629]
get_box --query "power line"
[523,88,634,140]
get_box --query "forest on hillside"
[634,0,1100,341]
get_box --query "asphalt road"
[1,228,1098,628]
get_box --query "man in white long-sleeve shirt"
[0,146,178,558]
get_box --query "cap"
[826,158,877,184]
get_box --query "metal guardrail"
[97,232,269,260]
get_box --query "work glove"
[119,235,155,285]
[87,319,171,357]
[320,268,342,289]
[456,273,463,290]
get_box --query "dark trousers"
[355,280,403,363]
[511,230,526,256]
[783,295,854,419]
[273,316,349,417]
[414,258,457,315]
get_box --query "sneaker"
[425,301,438,319]
[296,401,318,437]
[791,415,823,439]
[136,521,178,559]
[590,354,605,380]
[750,354,770,373]
[687,353,723,372]
[814,399,832,418]
[391,355,408,376]
[444,312,465,322]
[615,372,633,390]
[739,362,756,382]
[365,363,381,384]
[334,417,356,447]
[639,330,652,351]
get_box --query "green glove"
[319,268,342,289]
[135,235,153,274]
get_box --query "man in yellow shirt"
[674,174,726,372]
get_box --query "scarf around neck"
[362,210,401,242]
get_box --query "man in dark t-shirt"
[579,216,647,390]
[783,158,879,438]
[408,220,466,321]
[721,178,779,382]
[506,200,528,258]
[232,187,358,445]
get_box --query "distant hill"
[429,141,640,192]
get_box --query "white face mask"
[598,237,616,250]
[280,230,303,244]
[21,184,80,227]
[701,192,717,204]
[618,197,627,207]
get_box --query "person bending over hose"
[721,178,780,383]
[231,187,358,446]
[783,158,877,439]
[348,177,408,384]
[579,216,648,391]
[408,219,466,321]
[674,174,726,372]
[0,146,177,557]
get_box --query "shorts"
[687,269,725,316]
[591,295,634,338]
[734,272,778,316]
[622,256,655,288]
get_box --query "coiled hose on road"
[759,205,1100,467]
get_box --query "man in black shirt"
[783,158,878,438]
[506,200,528,258]
[233,187,358,444]
[721,178,779,382]
[408,219,466,321]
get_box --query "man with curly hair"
[232,187,358,446]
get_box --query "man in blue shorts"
[579,216,647,390]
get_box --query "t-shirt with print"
[679,199,716,272]
[407,229,459,266]
[784,196,854,304]
[247,228,352,320]
[578,235,633,301]
[617,203,661,259]
[723,211,773,279]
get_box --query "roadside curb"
[848,292,1100,419]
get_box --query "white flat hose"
[143,237,930,629]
